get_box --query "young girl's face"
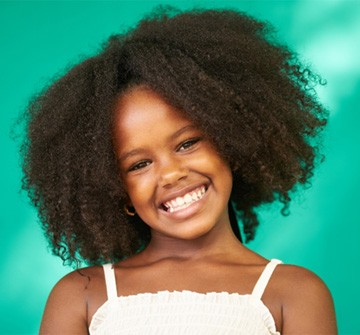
[112,86,233,241]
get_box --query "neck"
[142,221,243,262]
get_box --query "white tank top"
[89,259,282,335]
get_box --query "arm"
[281,266,337,334]
[39,270,89,335]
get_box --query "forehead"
[112,87,195,149]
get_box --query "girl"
[22,7,337,334]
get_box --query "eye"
[128,160,151,172]
[177,137,201,152]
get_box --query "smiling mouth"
[161,185,207,213]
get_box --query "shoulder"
[50,265,104,298]
[273,263,332,301]
[39,265,105,334]
[272,263,337,334]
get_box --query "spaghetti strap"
[251,259,282,300]
[102,264,118,300]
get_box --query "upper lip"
[157,182,209,208]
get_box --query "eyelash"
[128,160,151,172]
[177,137,201,151]
[127,137,202,172]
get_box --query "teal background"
[1,1,359,334]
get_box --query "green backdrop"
[1,1,359,334]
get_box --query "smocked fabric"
[89,259,282,335]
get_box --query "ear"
[124,193,132,206]
[123,194,136,216]
[124,203,136,217]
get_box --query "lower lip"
[160,187,209,220]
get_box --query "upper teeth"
[163,186,206,213]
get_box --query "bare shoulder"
[273,263,337,334]
[39,265,104,335]
[47,265,104,301]
[54,265,99,289]
[273,264,333,304]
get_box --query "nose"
[158,155,188,188]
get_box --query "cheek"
[198,146,232,179]
[124,175,154,206]
[190,151,233,201]
[207,152,233,195]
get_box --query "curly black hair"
[21,7,327,266]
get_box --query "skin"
[40,87,337,334]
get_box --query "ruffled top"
[89,259,282,335]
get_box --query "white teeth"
[184,194,192,204]
[176,197,185,206]
[163,186,206,213]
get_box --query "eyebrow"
[119,124,198,162]
[169,124,197,141]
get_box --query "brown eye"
[177,138,201,152]
[128,160,151,172]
